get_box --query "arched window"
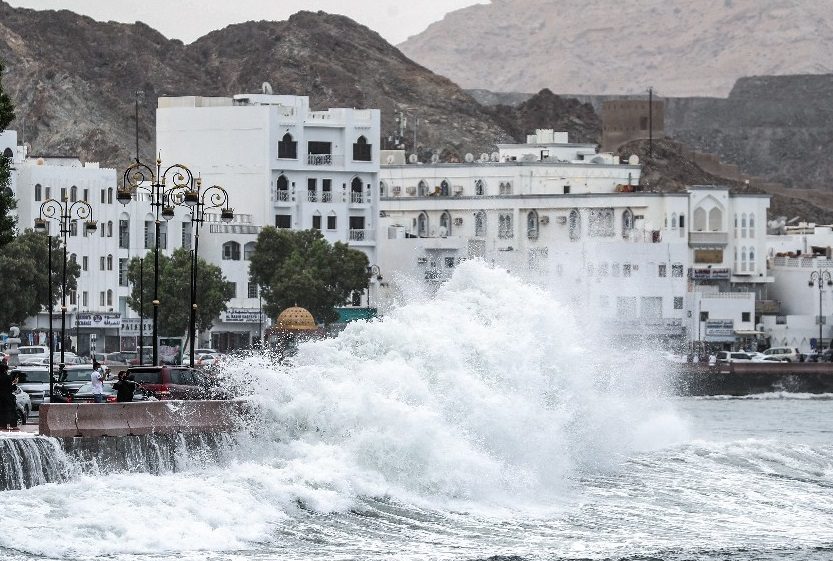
[475,179,485,196]
[107,254,113,271]
[749,247,756,271]
[734,246,738,269]
[107,289,113,307]
[278,133,297,159]
[352,135,372,161]
[2,147,12,158]
[70,253,77,264]
[107,187,113,204]
[741,213,747,238]
[379,181,387,198]
[749,213,756,238]
[35,184,42,202]
[527,210,539,240]
[708,207,722,231]
[276,175,289,201]
[569,209,581,241]
[475,211,486,237]
[440,180,449,196]
[70,221,78,237]
[107,221,113,237]
[693,207,706,232]
[223,241,241,260]
[70,185,77,202]
[418,180,429,197]
[244,242,256,260]
[671,213,678,230]
[351,177,364,203]
[622,208,634,237]
[417,212,428,237]
[741,247,748,272]
[439,212,451,237]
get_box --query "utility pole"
[648,87,653,159]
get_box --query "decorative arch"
[35,184,42,201]
[749,213,756,238]
[671,213,678,230]
[223,240,241,261]
[418,180,429,197]
[352,135,372,161]
[693,207,707,232]
[244,241,257,260]
[278,133,297,159]
[622,208,634,237]
[2,147,12,158]
[440,179,450,197]
[417,212,428,237]
[70,185,77,202]
[106,289,113,307]
[439,211,451,237]
[106,254,113,271]
[527,210,539,240]
[741,246,748,271]
[708,207,722,231]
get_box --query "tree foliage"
[0,59,17,247]
[0,230,79,328]
[126,248,233,337]
[249,228,369,324]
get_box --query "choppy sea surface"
[1,262,831,561]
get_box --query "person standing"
[0,362,18,430]
[113,371,136,403]
[91,360,105,403]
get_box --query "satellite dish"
[628,154,640,165]
[465,153,474,162]
[491,152,500,162]
[431,154,439,163]
[262,82,273,94]
[591,156,605,164]
[480,153,489,162]
[408,154,418,164]
[385,154,395,164]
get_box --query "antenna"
[648,86,653,158]
[135,90,145,163]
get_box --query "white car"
[762,347,801,363]
[13,384,31,425]
[11,366,53,409]
[716,351,754,363]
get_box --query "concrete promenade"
[38,400,251,437]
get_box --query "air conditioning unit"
[556,216,567,225]
[453,186,464,195]
[417,257,428,264]
[392,186,402,196]
[540,216,550,225]
[405,186,416,195]
[453,217,463,226]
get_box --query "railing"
[772,256,833,269]
[688,231,729,245]
[307,191,317,203]
[275,190,290,202]
[322,192,332,203]
[348,229,374,242]
[351,192,364,204]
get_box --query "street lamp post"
[34,198,96,397]
[808,270,833,352]
[366,265,382,310]
[118,158,193,365]
[172,181,233,367]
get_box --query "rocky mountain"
[0,3,516,167]
[399,0,833,97]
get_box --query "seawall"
[676,363,833,396]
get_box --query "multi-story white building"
[378,131,771,349]
[155,92,381,334]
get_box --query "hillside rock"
[400,0,833,97]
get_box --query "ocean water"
[1,262,832,561]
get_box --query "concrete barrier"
[39,400,252,437]
[677,363,833,395]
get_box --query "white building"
[155,92,381,335]
[378,131,771,349]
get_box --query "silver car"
[11,366,53,410]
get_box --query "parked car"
[92,352,127,366]
[122,347,153,366]
[127,366,207,400]
[716,351,754,363]
[194,348,219,355]
[66,381,155,403]
[16,346,51,364]
[181,353,222,367]
[11,366,53,409]
[762,347,801,362]
[51,365,100,402]
[13,384,31,425]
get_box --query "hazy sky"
[5,0,487,44]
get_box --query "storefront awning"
[735,330,766,336]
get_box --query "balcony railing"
[276,190,290,202]
[307,154,344,166]
[322,192,332,203]
[688,231,729,246]
[348,229,374,242]
[307,191,317,202]
[351,191,364,204]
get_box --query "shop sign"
[76,312,121,328]
[222,308,264,323]
[705,319,735,342]
[689,267,731,280]
[693,249,724,264]
[120,318,154,335]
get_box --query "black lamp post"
[34,198,96,398]
[171,180,234,367]
[118,158,193,365]
[808,270,833,352]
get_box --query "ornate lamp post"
[34,198,96,397]
[117,158,192,365]
[168,180,234,367]
[366,265,382,311]
[808,270,833,352]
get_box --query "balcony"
[322,192,333,203]
[350,191,365,204]
[348,229,374,243]
[688,231,729,247]
[307,191,317,203]
[275,190,290,202]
